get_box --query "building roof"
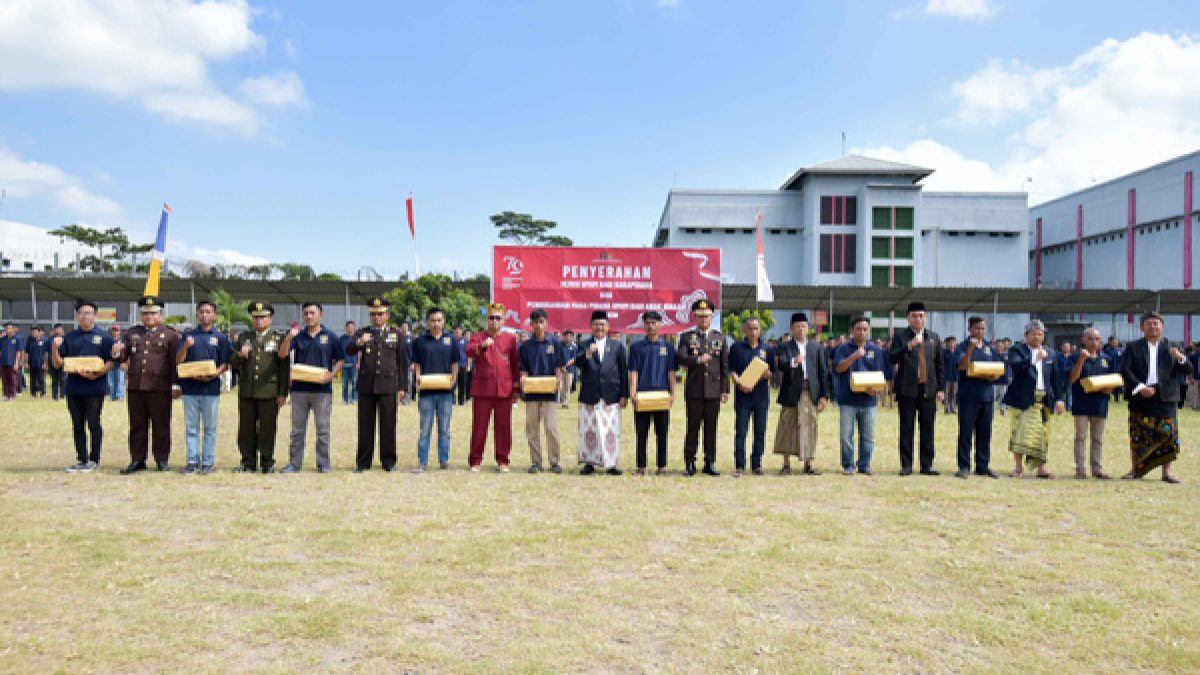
[780,155,935,190]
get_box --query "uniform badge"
[547,345,554,354]
[386,333,397,343]
[442,336,452,345]
[265,341,276,351]
[758,349,766,358]
[92,335,103,345]
[658,346,667,356]
[1102,358,1109,367]
[208,336,218,346]
[319,335,329,344]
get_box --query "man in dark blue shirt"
[519,309,566,473]
[1103,336,1123,402]
[277,302,344,473]
[24,325,49,399]
[833,317,886,475]
[0,322,20,400]
[52,301,115,472]
[942,336,959,414]
[729,315,773,476]
[629,311,676,475]
[410,307,462,471]
[339,321,359,405]
[1067,327,1116,480]
[558,330,578,409]
[953,317,1002,479]
[176,300,232,474]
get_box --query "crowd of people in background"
[4,297,1194,485]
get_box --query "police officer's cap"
[248,301,274,317]
[138,295,164,313]
[691,298,716,316]
[367,297,391,314]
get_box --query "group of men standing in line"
[26,294,1192,484]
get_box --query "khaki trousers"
[526,400,561,468]
[1073,415,1106,475]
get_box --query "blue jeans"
[418,392,453,466]
[839,404,876,472]
[342,365,358,403]
[183,394,220,466]
[733,405,769,470]
[107,368,125,401]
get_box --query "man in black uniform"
[346,297,410,472]
[114,295,181,474]
[229,301,290,473]
[888,301,946,476]
[676,298,729,476]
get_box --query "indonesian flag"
[406,193,415,240]
[755,209,773,303]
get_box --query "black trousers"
[357,392,398,469]
[635,410,670,469]
[127,390,173,463]
[956,398,993,472]
[237,397,280,469]
[67,395,104,463]
[897,385,937,472]
[50,367,65,400]
[683,397,720,464]
[28,367,46,397]
[456,371,470,405]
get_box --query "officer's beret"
[248,301,274,317]
[367,296,390,313]
[138,295,164,312]
[691,298,716,315]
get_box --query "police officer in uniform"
[346,297,410,472]
[676,298,729,476]
[115,295,181,474]
[229,301,289,473]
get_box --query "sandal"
[779,465,792,476]
[1009,470,1024,478]
[1036,471,1055,480]
[1163,475,1182,484]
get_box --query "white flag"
[755,210,773,303]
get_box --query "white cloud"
[861,32,1200,201]
[239,71,307,108]
[182,244,271,267]
[924,0,997,19]
[0,0,305,136]
[0,144,122,217]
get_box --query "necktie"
[917,333,928,385]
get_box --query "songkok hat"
[906,302,926,315]
[791,312,809,324]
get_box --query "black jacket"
[775,338,829,405]
[574,337,629,405]
[888,327,944,398]
[1121,338,1193,405]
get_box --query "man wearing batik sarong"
[575,311,628,475]
[1120,312,1192,484]
[772,312,828,475]
[1002,320,1065,478]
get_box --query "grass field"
[0,389,1197,673]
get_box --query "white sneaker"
[66,462,86,473]
[80,461,98,473]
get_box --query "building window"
[819,233,857,273]
[872,237,890,259]
[820,196,857,225]
[872,206,914,231]
[870,265,913,288]
[870,236,913,260]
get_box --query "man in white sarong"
[575,310,628,474]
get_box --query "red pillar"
[1127,189,1136,290]
[1034,217,1043,288]
[1185,172,1193,342]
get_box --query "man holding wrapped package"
[467,303,521,472]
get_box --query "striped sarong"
[1009,391,1049,469]
[773,396,818,460]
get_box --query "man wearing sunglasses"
[466,303,521,472]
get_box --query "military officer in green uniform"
[229,301,290,473]
[676,298,730,476]
[345,297,410,472]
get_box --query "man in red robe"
[467,303,521,471]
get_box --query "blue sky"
[2,0,1199,277]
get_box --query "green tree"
[721,309,777,342]
[50,223,151,272]
[317,272,342,281]
[207,288,252,332]
[383,273,485,331]
[274,262,316,281]
[489,211,573,246]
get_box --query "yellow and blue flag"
[143,203,171,296]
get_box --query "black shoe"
[899,467,913,476]
[684,460,697,476]
[383,466,396,472]
[183,463,199,475]
[954,469,969,479]
[262,466,276,474]
[580,464,596,475]
[234,464,256,473]
[156,461,170,472]
[975,469,999,479]
[920,469,940,476]
[120,461,147,475]
[280,465,299,474]
[549,464,563,474]
[702,463,720,477]
[353,467,367,473]
[606,467,623,476]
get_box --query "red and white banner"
[492,246,722,334]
